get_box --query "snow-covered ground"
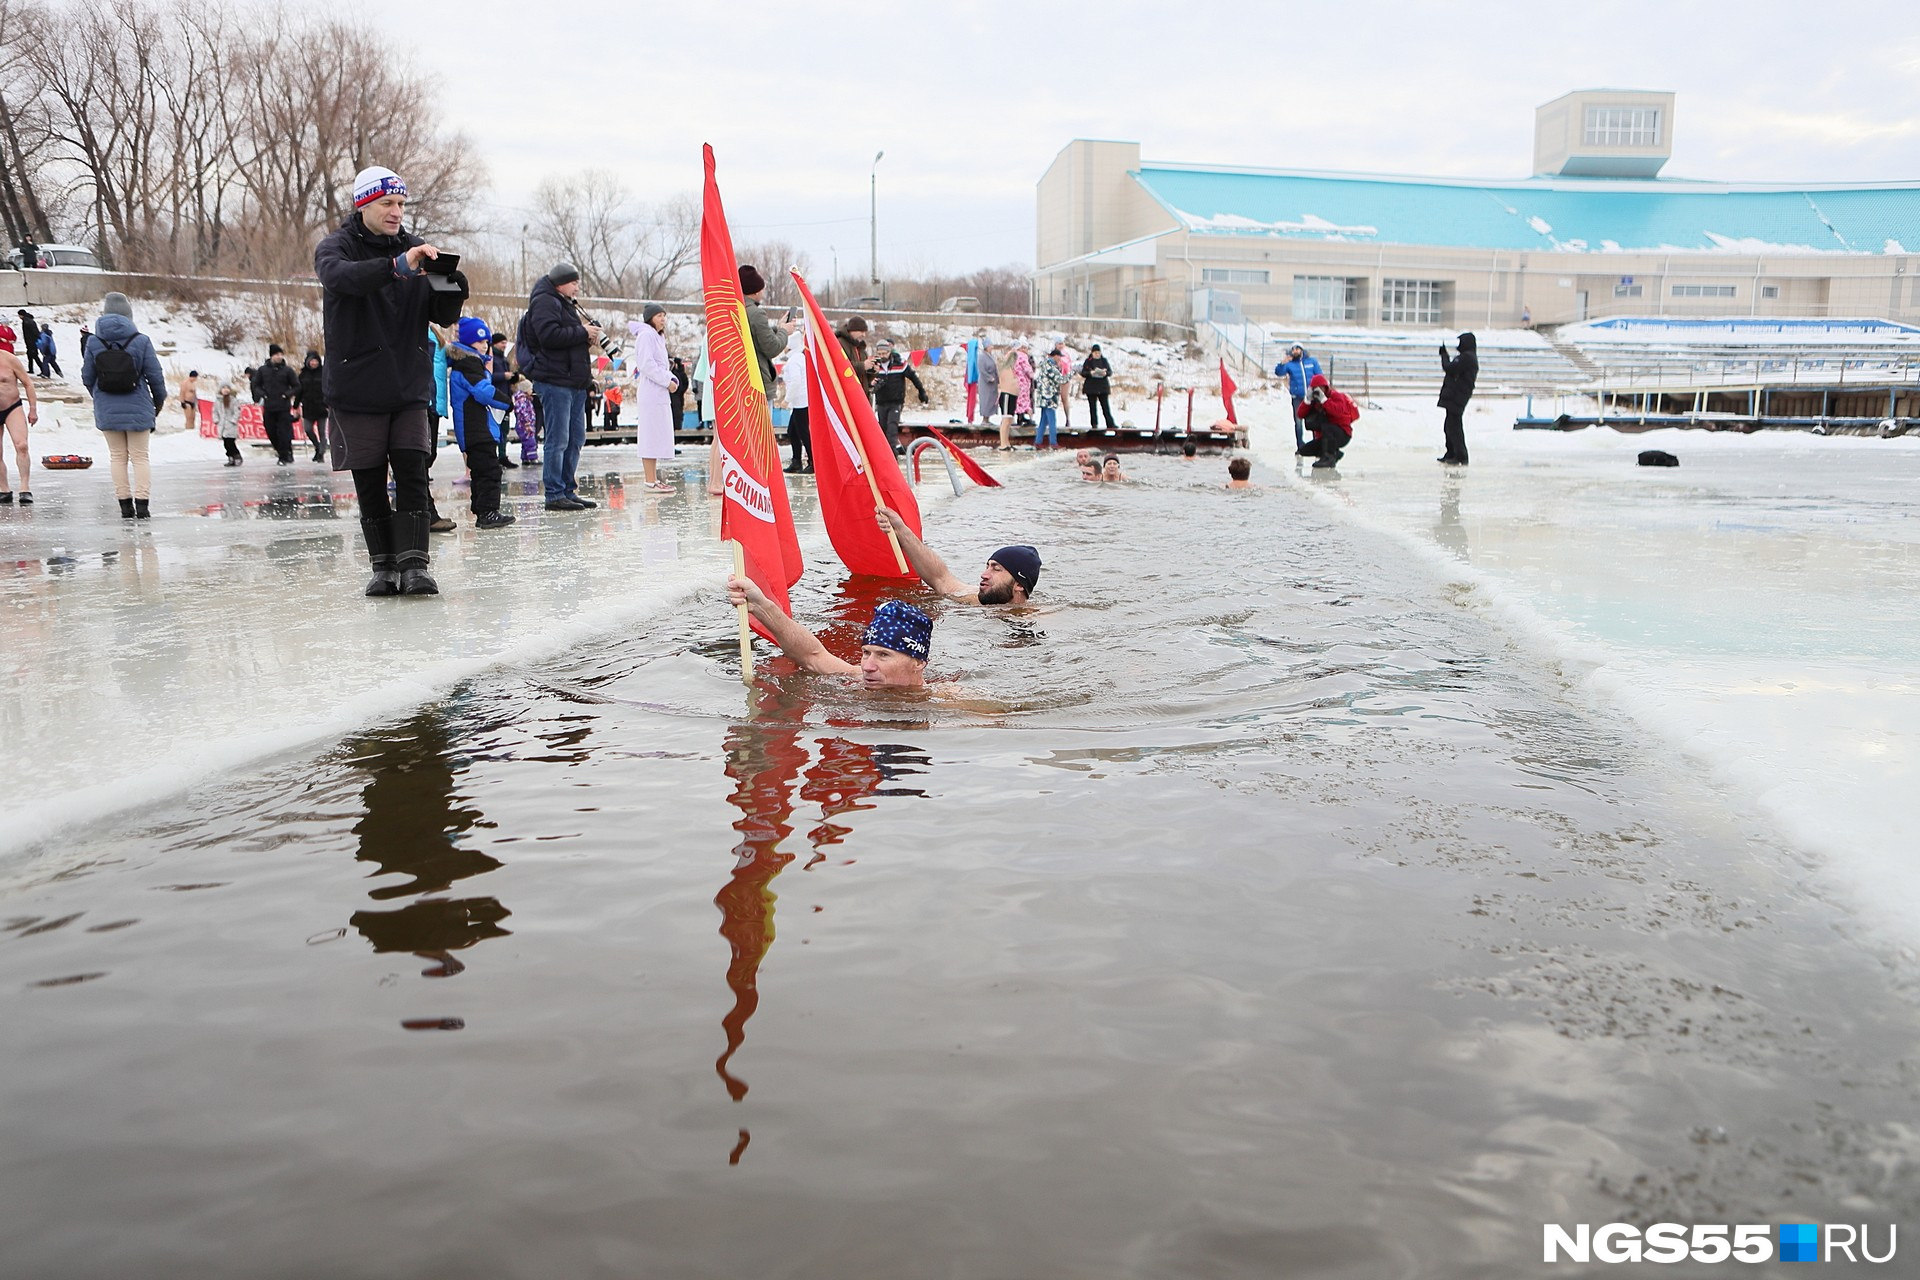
[1246,395,1920,952]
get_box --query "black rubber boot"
[393,510,440,596]
[119,498,136,519]
[360,515,400,597]
[133,498,150,518]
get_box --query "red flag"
[702,146,803,633]
[790,268,922,578]
[1219,358,1239,424]
[922,425,1002,488]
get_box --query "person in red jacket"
[1295,373,1357,469]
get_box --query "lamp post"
[869,150,884,290]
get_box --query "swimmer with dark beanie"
[874,505,1042,606]
[728,576,934,689]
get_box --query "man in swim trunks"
[874,505,1041,606]
[0,324,38,504]
[728,574,933,689]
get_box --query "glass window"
[1584,106,1662,148]
[1202,268,1270,285]
[1293,275,1358,322]
[1380,279,1445,325]
[1671,284,1737,298]
[1761,285,1780,299]
[1614,284,1643,298]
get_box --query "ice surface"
[1248,398,1920,945]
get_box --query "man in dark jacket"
[313,164,467,597]
[1080,344,1116,430]
[250,344,301,463]
[869,338,926,454]
[835,315,873,396]
[15,311,41,377]
[1437,332,1478,465]
[520,261,602,511]
[739,264,788,391]
[296,351,327,462]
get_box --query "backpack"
[92,335,139,395]
[514,308,536,376]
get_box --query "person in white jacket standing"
[779,326,811,473]
[630,305,678,491]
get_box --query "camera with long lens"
[575,306,625,361]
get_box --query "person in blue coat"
[1272,344,1324,453]
[81,291,167,519]
[446,316,513,529]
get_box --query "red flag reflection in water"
[714,718,807,1102]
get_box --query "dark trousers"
[464,438,501,515]
[604,406,620,431]
[302,411,326,459]
[876,400,904,452]
[1442,405,1468,462]
[262,407,295,462]
[1299,426,1352,458]
[786,406,812,468]
[221,437,242,461]
[1087,392,1116,429]
[1291,397,1308,450]
[351,449,431,519]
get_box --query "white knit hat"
[352,166,406,208]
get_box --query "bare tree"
[528,173,699,298]
[732,238,814,308]
[0,0,58,248]
[10,0,480,274]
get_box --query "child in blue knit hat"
[446,316,514,529]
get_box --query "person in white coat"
[213,383,242,465]
[630,304,677,491]
[779,327,811,473]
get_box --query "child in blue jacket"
[447,316,514,528]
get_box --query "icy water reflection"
[3,455,1919,1278]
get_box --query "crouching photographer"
[1295,373,1358,470]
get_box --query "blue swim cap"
[863,600,932,661]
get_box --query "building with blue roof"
[1034,91,1920,329]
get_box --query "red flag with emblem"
[1219,358,1239,424]
[703,146,803,632]
[790,268,921,578]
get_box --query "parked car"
[938,296,981,313]
[6,242,104,272]
[843,295,890,311]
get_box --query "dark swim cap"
[863,600,932,660]
[989,545,1042,595]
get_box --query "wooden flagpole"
[730,540,753,684]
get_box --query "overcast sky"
[357,0,1919,284]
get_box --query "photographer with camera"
[1295,373,1358,469]
[314,164,469,597]
[519,261,603,511]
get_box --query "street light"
[870,150,884,290]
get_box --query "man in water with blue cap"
[874,506,1041,606]
[727,576,933,689]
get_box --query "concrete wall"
[1035,140,1174,270]
[1533,90,1675,177]
[1035,234,1918,329]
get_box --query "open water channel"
[3,446,1917,1277]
